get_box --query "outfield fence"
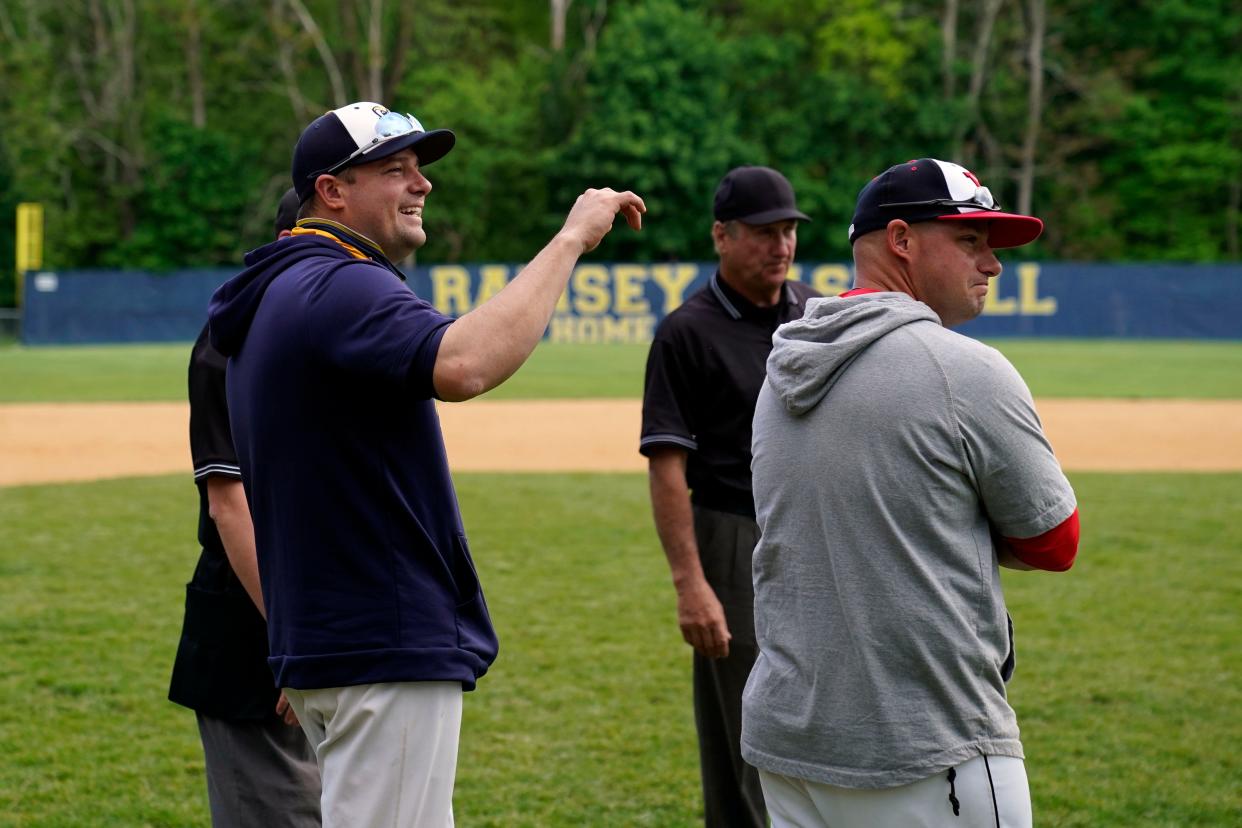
[18,262,1242,345]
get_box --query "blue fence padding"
[21,269,231,345]
[955,264,1242,340]
[20,262,1242,345]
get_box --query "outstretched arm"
[433,188,645,401]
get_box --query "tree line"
[0,0,1237,305]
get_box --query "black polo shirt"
[168,324,276,720]
[640,272,820,517]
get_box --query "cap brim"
[936,212,1043,248]
[732,207,812,225]
[354,128,456,168]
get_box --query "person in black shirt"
[169,188,321,827]
[640,166,819,828]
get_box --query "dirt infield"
[2,399,1241,487]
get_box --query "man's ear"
[711,221,728,256]
[314,174,347,211]
[886,220,913,259]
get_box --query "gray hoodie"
[741,292,1075,788]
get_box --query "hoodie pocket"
[451,534,498,662]
[450,533,481,606]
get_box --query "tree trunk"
[271,0,316,122]
[953,0,1004,158]
[1017,0,1045,218]
[340,1,366,100]
[367,0,383,101]
[583,0,607,52]
[551,0,572,52]
[941,0,958,99]
[286,0,348,105]
[383,1,414,100]
[1227,174,1240,259]
[185,0,207,128]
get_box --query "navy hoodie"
[208,225,498,691]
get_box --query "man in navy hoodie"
[208,102,645,827]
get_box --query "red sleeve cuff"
[1003,508,1079,572]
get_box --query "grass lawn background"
[0,472,1238,826]
[1,338,1239,824]
[2,339,1241,402]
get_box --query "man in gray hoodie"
[743,159,1080,828]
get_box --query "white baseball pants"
[760,755,1032,828]
[283,681,463,828]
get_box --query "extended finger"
[621,204,643,231]
[623,192,647,213]
[711,620,733,659]
[618,193,646,225]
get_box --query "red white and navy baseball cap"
[847,158,1043,248]
[291,102,455,202]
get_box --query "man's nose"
[982,248,1002,279]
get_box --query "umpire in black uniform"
[169,189,321,827]
[640,167,818,827]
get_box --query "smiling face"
[713,218,799,307]
[330,148,431,260]
[906,220,1002,327]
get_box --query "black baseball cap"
[291,101,455,202]
[714,166,810,225]
[274,187,300,235]
[848,158,1043,248]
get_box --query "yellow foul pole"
[16,202,44,307]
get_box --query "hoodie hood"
[207,220,406,357]
[767,292,940,416]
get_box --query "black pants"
[691,505,766,828]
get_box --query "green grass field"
[1,339,1240,825]
[1,472,1239,826]
[2,339,1242,401]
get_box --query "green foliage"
[716,13,956,260]
[410,55,552,264]
[556,0,757,261]
[3,339,1242,402]
[1028,0,1242,261]
[1,470,1239,824]
[0,0,1237,290]
[108,119,255,269]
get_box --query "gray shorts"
[196,712,321,827]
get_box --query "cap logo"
[371,104,389,118]
[962,169,981,187]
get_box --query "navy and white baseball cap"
[848,158,1043,248]
[291,102,455,202]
